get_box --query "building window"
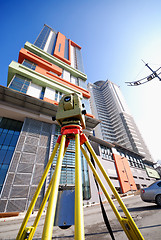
[54,90,63,102]
[0,117,23,193]
[139,177,144,180]
[51,125,90,200]
[34,25,51,50]
[49,71,58,77]
[76,78,79,86]
[40,87,45,100]
[59,92,63,101]
[79,78,87,89]
[82,97,91,114]
[22,59,37,70]
[100,145,113,160]
[64,39,69,60]
[58,43,61,52]
[9,74,31,94]
[75,47,84,73]
[55,90,58,101]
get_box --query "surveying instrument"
[16,93,144,240]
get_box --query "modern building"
[0,25,159,216]
[0,24,98,214]
[88,80,153,163]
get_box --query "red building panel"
[53,32,71,65]
[113,154,137,193]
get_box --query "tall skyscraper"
[88,80,153,163]
[0,24,98,213]
[8,24,91,115]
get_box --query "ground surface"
[0,194,161,239]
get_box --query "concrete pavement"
[0,194,161,239]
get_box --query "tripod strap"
[85,143,115,240]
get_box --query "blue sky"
[1,0,161,162]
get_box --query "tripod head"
[56,93,86,129]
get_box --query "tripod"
[16,124,144,240]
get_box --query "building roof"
[94,80,105,87]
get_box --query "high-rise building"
[88,80,153,163]
[0,24,98,214]
[8,24,92,115]
[0,25,158,216]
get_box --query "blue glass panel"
[1,164,8,170]
[21,89,27,93]
[40,87,45,100]
[0,168,8,184]
[22,60,36,70]
[64,39,69,60]
[58,44,61,52]
[51,31,57,55]
[8,130,14,135]
[10,86,19,91]
[9,75,30,94]
[3,133,12,145]
[10,134,19,147]
[79,79,87,89]
[4,150,14,164]
[14,131,20,135]
[14,76,25,82]
[23,60,32,68]
[2,146,8,150]
[34,25,51,50]
[0,149,7,164]
[8,146,14,151]
[0,133,7,145]
[0,117,23,194]
[75,48,84,73]
[3,129,8,133]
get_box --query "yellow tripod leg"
[16,142,59,240]
[75,134,85,240]
[42,134,66,240]
[27,146,68,240]
[81,143,144,240]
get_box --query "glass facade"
[51,125,90,200]
[9,74,31,94]
[0,117,23,193]
[79,78,87,90]
[75,47,84,73]
[100,145,113,160]
[54,90,63,102]
[51,31,57,55]
[22,59,37,70]
[40,87,45,100]
[64,39,69,60]
[82,97,91,114]
[34,25,51,50]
